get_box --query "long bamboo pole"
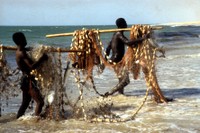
[1,46,17,50]
[0,45,85,52]
[46,26,163,38]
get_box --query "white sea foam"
[166,53,200,60]
[18,29,32,32]
[17,114,37,121]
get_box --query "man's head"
[12,32,27,47]
[116,18,127,28]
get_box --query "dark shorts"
[20,75,38,92]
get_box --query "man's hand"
[105,55,108,61]
[103,92,111,97]
[145,33,151,39]
[41,53,48,61]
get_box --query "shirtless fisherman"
[13,32,48,118]
[105,18,149,95]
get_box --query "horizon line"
[1,21,200,27]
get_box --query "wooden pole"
[0,45,85,53]
[1,46,17,50]
[46,26,163,38]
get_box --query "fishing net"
[0,44,68,119]
[67,29,117,121]
[68,29,110,96]
[27,45,110,121]
[0,45,21,117]
[68,26,167,102]
[67,25,167,122]
[108,25,167,103]
[1,25,167,122]
[128,25,167,103]
[27,45,69,120]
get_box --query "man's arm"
[23,52,48,70]
[21,51,34,69]
[118,32,149,47]
[31,54,48,69]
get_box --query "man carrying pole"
[104,18,150,95]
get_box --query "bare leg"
[104,71,130,96]
[17,91,31,118]
[29,80,44,116]
[117,73,130,94]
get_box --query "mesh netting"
[0,25,167,122]
[0,45,21,117]
[67,26,168,122]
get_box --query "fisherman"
[104,18,149,96]
[13,32,48,118]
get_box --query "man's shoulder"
[113,31,123,37]
[16,49,28,58]
[115,31,122,34]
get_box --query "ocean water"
[0,25,115,47]
[0,25,200,133]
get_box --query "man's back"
[109,31,128,63]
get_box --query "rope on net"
[0,44,21,117]
[0,44,90,120]
[28,45,71,120]
[129,25,167,103]
[0,25,167,122]
[28,45,93,120]
[68,29,123,122]
[69,29,107,96]
[68,25,167,122]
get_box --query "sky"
[1,0,200,26]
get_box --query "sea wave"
[165,53,200,60]
[18,29,32,32]
[164,43,200,49]
[157,31,199,38]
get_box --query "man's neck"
[17,45,25,51]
